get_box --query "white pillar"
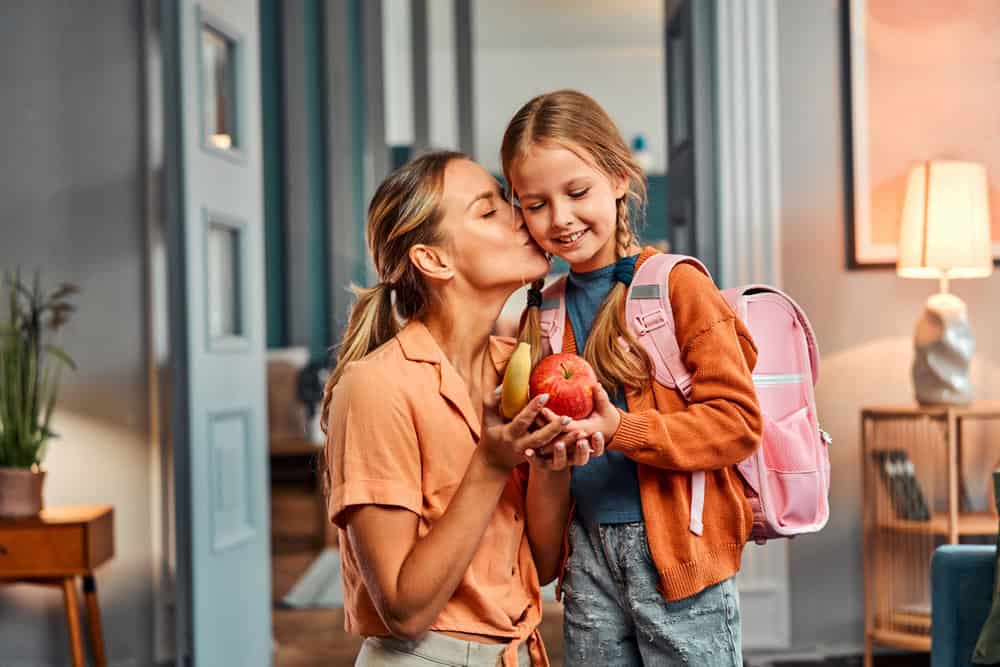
[715,0,783,290]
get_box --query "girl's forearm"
[525,467,572,584]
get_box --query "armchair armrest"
[931,545,996,667]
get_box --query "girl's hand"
[530,430,606,472]
[480,392,571,472]
[564,384,621,447]
[531,408,607,470]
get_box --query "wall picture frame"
[842,0,1000,269]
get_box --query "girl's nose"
[549,200,572,229]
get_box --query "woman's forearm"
[383,451,510,637]
[525,467,572,584]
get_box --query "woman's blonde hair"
[319,150,466,434]
[501,89,651,393]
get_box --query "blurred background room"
[1,1,998,666]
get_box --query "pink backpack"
[538,253,830,544]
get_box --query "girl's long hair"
[501,90,651,392]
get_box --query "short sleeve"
[324,361,423,528]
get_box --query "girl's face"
[510,143,627,273]
[435,159,550,293]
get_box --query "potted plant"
[0,271,77,518]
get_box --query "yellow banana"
[500,342,532,420]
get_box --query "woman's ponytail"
[320,282,398,434]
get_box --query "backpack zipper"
[752,372,804,386]
[752,373,832,446]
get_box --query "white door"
[163,1,271,664]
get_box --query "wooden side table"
[0,505,114,667]
[861,403,1000,667]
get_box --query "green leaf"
[44,345,77,371]
[40,367,59,442]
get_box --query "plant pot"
[0,467,45,518]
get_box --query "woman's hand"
[480,391,571,472]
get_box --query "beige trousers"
[355,631,531,667]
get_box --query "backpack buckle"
[634,308,666,335]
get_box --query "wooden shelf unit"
[861,403,1000,667]
[877,511,997,536]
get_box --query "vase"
[0,467,45,518]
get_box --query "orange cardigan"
[556,247,763,601]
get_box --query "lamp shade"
[897,161,993,279]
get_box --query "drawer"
[0,525,88,576]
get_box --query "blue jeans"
[562,519,743,666]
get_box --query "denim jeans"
[561,519,743,666]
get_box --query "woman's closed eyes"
[482,187,510,219]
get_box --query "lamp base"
[912,292,974,406]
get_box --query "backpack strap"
[626,254,710,400]
[722,284,821,386]
[626,253,712,536]
[537,276,567,356]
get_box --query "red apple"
[529,353,598,420]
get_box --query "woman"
[321,151,604,666]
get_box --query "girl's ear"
[612,172,629,200]
[409,244,454,283]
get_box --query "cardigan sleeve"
[610,263,763,471]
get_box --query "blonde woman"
[321,151,604,666]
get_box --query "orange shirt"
[557,247,763,602]
[325,321,547,666]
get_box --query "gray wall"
[0,2,153,665]
[778,0,1000,654]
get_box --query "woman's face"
[434,158,550,293]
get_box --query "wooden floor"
[271,483,361,666]
[270,477,927,667]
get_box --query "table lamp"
[897,160,993,405]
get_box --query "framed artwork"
[843,0,1000,269]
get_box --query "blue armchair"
[931,545,996,667]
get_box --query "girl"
[502,90,763,666]
[321,151,603,667]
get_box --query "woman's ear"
[409,244,454,283]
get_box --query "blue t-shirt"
[566,255,643,525]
